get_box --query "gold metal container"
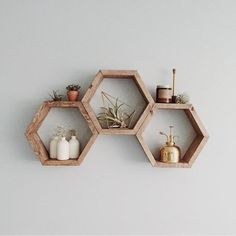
[159,126,181,163]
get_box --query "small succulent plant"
[176,92,190,104]
[49,90,63,101]
[66,84,81,91]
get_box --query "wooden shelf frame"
[136,103,209,168]
[25,70,209,168]
[25,101,98,166]
[82,70,154,135]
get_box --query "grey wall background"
[1,0,236,235]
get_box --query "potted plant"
[66,84,81,101]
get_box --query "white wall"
[1,0,236,235]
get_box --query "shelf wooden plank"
[156,161,190,168]
[82,71,103,103]
[44,159,80,166]
[183,135,209,166]
[99,128,136,135]
[133,71,155,104]
[45,101,81,108]
[184,106,209,137]
[136,134,157,166]
[29,133,49,163]
[25,102,50,136]
[155,103,192,109]
[101,70,137,78]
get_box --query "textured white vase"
[57,137,69,160]
[69,136,80,159]
[49,136,59,159]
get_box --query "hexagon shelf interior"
[25,101,98,166]
[136,103,209,168]
[82,70,154,135]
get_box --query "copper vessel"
[159,126,181,163]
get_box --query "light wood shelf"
[25,101,98,166]
[82,70,154,135]
[136,103,209,168]
[25,70,208,168]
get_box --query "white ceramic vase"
[57,137,69,160]
[69,136,80,159]
[49,136,59,159]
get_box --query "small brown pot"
[67,90,79,101]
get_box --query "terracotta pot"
[67,90,79,101]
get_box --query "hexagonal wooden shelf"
[25,101,98,166]
[136,103,209,168]
[82,70,154,135]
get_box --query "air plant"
[49,90,63,101]
[97,91,136,129]
[176,92,190,104]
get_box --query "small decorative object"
[159,126,181,163]
[171,68,177,103]
[69,129,80,159]
[156,85,172,103]
[176,92,190,104]
[49,90,63,101]
[66,84,81,101]
[49,126,65,159]
[57,136,69,160]
[97,91,136,128]
[49,136,59,159]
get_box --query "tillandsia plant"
[176,92,190,104]
[49,90,63,101]
[97,91,136,129]
[66,84,81,91]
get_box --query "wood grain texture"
[100,128,136,135]
[133,71,155,104]
[26,132,49,163]
[82,71,103,103]
[81,70,154,135]
[46,101,81,108]
[82,102,103,134]
[156,103,192,110]
[136,103,209,168]
[184,106,209,136]
[136,133,157,166]
[156,161,190,168]
[185,136,209,166]
[133,104,153,134]
[25,102,50,136]
[25,101,98,166]
[43,159,80,166]
[101,70,137,78]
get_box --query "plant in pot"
[66,84,81,101]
